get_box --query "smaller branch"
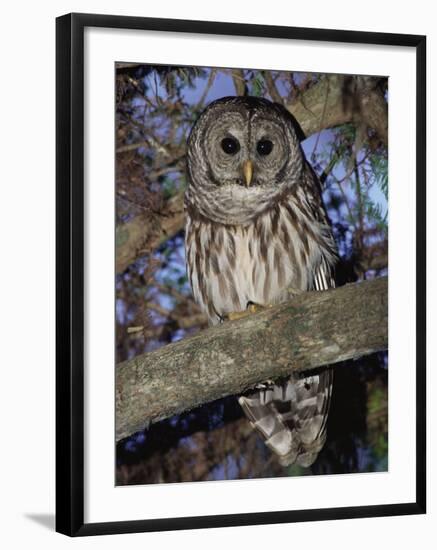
[353,160,366,279]
[116,141,150,154]
[231,69,247,96]
[127,313,207,341]
[263,71,283,104]
[311,77,330,158]
[129,300,207,332]
[145,302,207,327]
[155,283,196,305]
[146,302,173,318]
[320,154,339,186]
[127,326,144,334]
[334,175,356,227]
[116,136,173,157]
[194,69,217,111]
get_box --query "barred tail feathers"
[239,371,332,467]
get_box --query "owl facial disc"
[186,96,305,225]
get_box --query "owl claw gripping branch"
[185,96,338,467]
[226,301,270,321]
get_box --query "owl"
[184,96,338,467]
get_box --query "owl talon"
[247,302,273,313]
[226,310,251,321]
[226,302,272,321]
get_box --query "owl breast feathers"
[184,96,338,467]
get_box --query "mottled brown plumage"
[185,96,337,466]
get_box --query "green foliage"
[370,155,388,200]
[365,201,388,234]
[364,155,388,233]
[251,73,265,97]
[161,176,178,200]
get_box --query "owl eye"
[257,139,274,156]
[221,137,240,155]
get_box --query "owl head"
[185,96,305,225]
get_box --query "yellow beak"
[242,160,253,187]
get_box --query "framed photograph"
[56,13,426,536]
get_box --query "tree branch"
[116,277,388,441]
[285,75,346,138]
[231,69,247,96]
[116,192,184,274]
[286,75,387,147]
[263,71,283,104]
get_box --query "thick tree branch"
[286,75,348,138]
[116,277,388,441]
[286,75,388,146]
[116,192,184,274]
[359,82,388,146]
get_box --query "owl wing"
[238,259,335,467]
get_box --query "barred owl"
[185,96,338,467]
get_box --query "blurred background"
[115,64,388,485]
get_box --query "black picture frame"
[56,12,426,537]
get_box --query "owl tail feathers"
[238,393,300,464]
[238,377,329,468]
[278,431,327,467]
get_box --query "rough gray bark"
[286,75,388,146]
[116,276,388,442]
[286,75,352,139]
[116,191,184,274]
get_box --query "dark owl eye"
[221,137,240,155]
[257,139,274,156]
